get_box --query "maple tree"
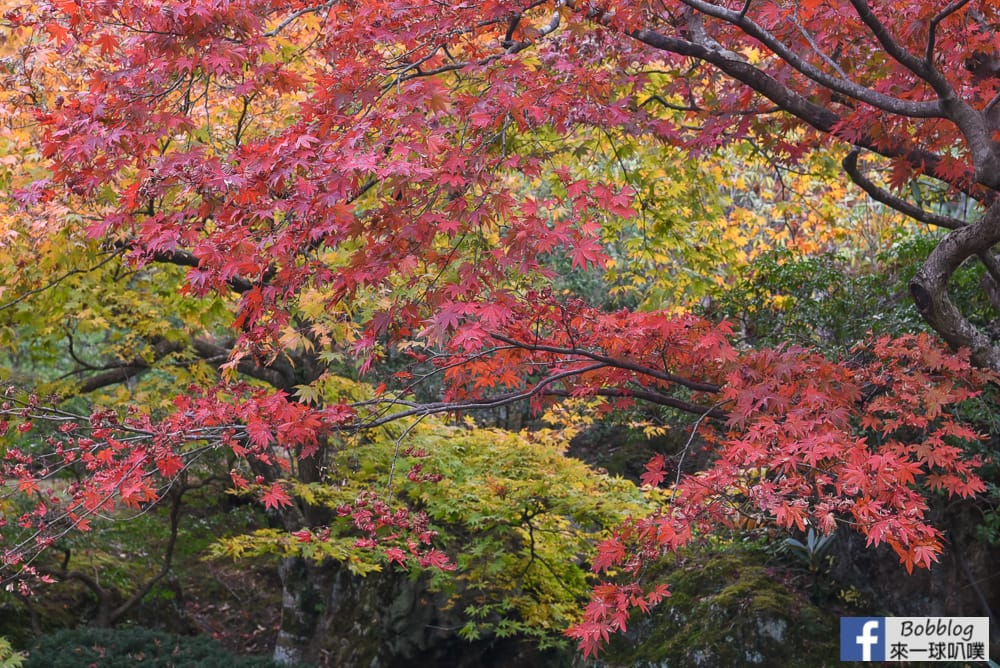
[1,0,999,662]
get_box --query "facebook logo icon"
[841,617,885,661]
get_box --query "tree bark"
[911,201,1000,371]
[273,556,334,665]
[271,440,335,665]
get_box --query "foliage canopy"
[1,0,999,659]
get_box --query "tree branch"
[76,337,184,393]
[78,365,149,393]
[925,0,971,69]
[844,148,1000,285]
[911,201,1000,370]
[676,0,943,117]
[264,1,333,38]
[543,387,728,419]
[488,332,723,393]
[144,177,379,295]
[845,0,930,78]
[190,337,296,390]
[353,363,611,428]
[0,251,121,314]
[790,15,849,81]
[625,22,986,203]
[844,0,1000,187]
[842,149,966,230]
[108,485,185,623]
[149,248,255,293]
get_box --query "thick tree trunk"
[270,444,333,666]
[911,201,1000,371]
[273,556,333,665]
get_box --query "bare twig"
[264,2,334,38]
[669,402,724,512]
[0,250,121,314]
[925,0,971,69]
[790,14,849,80]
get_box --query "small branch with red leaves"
[488,333,724,394]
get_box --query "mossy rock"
[602,546,839,667]
[25,627,294,668]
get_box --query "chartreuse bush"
[25,627,289,668]
[0,636,23,668]
[212,418,652,649]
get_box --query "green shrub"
[707,235,996,354]
[25,628,290,668]
[0,636,24,668]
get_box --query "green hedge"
[25,628,290,668]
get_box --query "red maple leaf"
[261,483,292,511]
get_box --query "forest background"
[0,0,998,666]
